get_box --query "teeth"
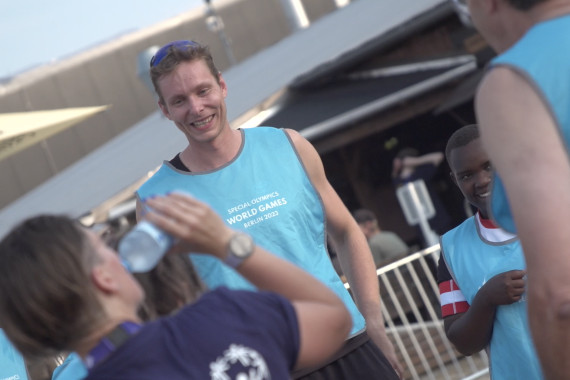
[192,115,213,127]
[478,192,490,198]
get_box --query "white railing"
[345,244,489,380]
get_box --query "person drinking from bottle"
[0,192,351,380]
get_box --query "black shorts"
[291,331,399,380]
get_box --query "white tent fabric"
[0,106,109,161]
[0,0,447,238]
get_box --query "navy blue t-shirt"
[86,287,299,380]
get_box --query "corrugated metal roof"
[0,0,449,237]
[262,55,476,137]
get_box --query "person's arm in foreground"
[144,193,352,370]
[476,67,570,380]
[402,152,444,168]
[444,270,525,355]
[286,129,403,377]
[135,197,144,221]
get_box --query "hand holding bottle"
[117,218,174,272]
[144,192,234,260]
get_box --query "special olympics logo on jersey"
[210,344,270,380]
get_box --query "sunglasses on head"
[150,40,200,67]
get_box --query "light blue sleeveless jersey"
[138,127,365,335]
[51,353,87,380]
[441,217,543,379]
[489,14,570,233]
[0,328,28,380]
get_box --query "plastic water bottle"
[118,220,174,273]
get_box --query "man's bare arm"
[476,67,570,380]
[286,129,403,377]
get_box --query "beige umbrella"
[0,105,110,161]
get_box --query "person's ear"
[483,0,498,13]
[158,100,172,120]
[218,73,228,98]
[91,266,119,294]
[450,171,458,187]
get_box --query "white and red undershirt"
[438,212,516,318]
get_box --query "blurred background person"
[353,208,409,268]
[392,148,452,236]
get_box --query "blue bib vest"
[441,217,543,379]
[489,14,570,233]
[0,329,28,380]
[138,127,365,335]
[51,353,87,380]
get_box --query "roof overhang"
[0,106,110,161]
[261,55,477,141]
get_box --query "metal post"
[204,1,237,66]
[334,0,350,8]
[278,0,310,32]
[396,180,440,247]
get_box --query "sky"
[0,0,205,78]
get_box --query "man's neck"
[532,1,570,24]
[181,128,242,172]
[499,1,570,52]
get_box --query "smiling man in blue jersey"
[136,40,402,379]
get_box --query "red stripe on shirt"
[439,279,470,317]
[478,212,498,229]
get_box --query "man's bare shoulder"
[283,128,302,143]
[478,66,535,101]
[475,62,560,175]
[283,128,313,154]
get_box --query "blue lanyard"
[84,321,142,370]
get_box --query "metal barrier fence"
[346,244,489,380]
